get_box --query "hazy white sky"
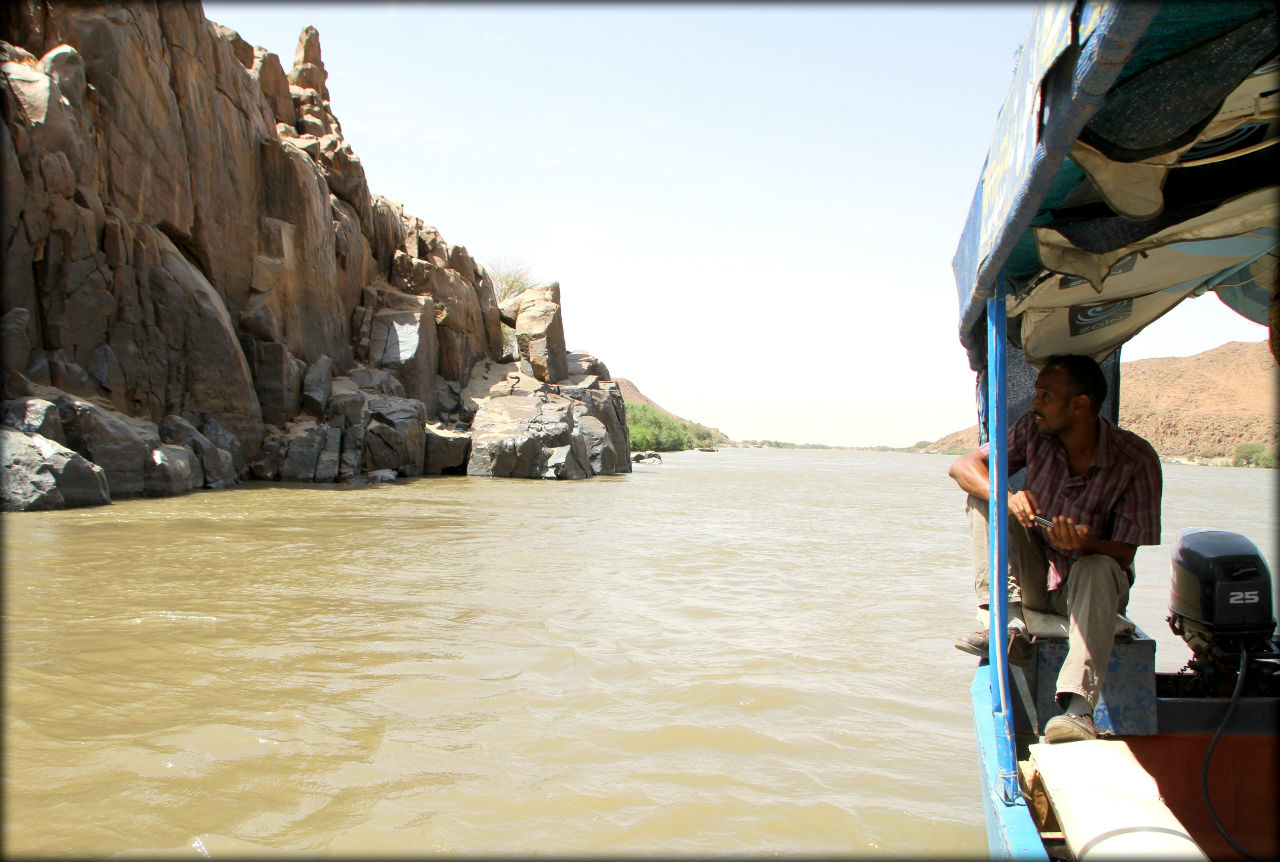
[204,2,1267,447]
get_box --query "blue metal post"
[987,281,1018,803]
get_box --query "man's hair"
[1043,354,1107,415]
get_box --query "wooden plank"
[1018,760,1058,833]
[1029,740,1208,860]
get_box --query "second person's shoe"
[953,626,1034,667]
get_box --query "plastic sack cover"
[953,0,1278,370]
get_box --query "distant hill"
[925,340,1277,460]
[614,379,731,445]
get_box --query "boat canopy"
[953,0,1277,372]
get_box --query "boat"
[951,1,1278,859]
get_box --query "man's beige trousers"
[967,494,1130,711]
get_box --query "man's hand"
[1008,489,1041,529]
[1038,515,1138,568]
[1043,516,1092,551]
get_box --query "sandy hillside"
[926,340,1277,459]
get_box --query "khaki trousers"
[967,494,1130,711]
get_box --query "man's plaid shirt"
[981,411,1162,591]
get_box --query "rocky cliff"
[926,340,1277,460]
[0,2,630,512]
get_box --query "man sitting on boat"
[948,354,1162,743]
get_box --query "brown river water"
[3,448,1275,857]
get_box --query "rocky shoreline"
[1,4,631,512]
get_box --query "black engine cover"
[1170,528,1275,637]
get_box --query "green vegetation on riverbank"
[739,440,835,450]
[625,403,722,452]
[863,441,938,454]
[1232,441,1277,467]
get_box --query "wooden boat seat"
[1023,608,1136,640]
[973,608,1137,638]
[1027,740,1207,860]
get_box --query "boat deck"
[1009,683,1279,861]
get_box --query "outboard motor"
[1168,528,1280,696]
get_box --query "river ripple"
[3,449,1274,856]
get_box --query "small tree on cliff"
[483,256,536,356]
[485,257,535,303]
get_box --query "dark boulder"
[2,428,110,511]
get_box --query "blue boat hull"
[971,670,1048,860]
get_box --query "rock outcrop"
[0,3,629,512]
[466,352,629,480]
[512,282,569,384]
